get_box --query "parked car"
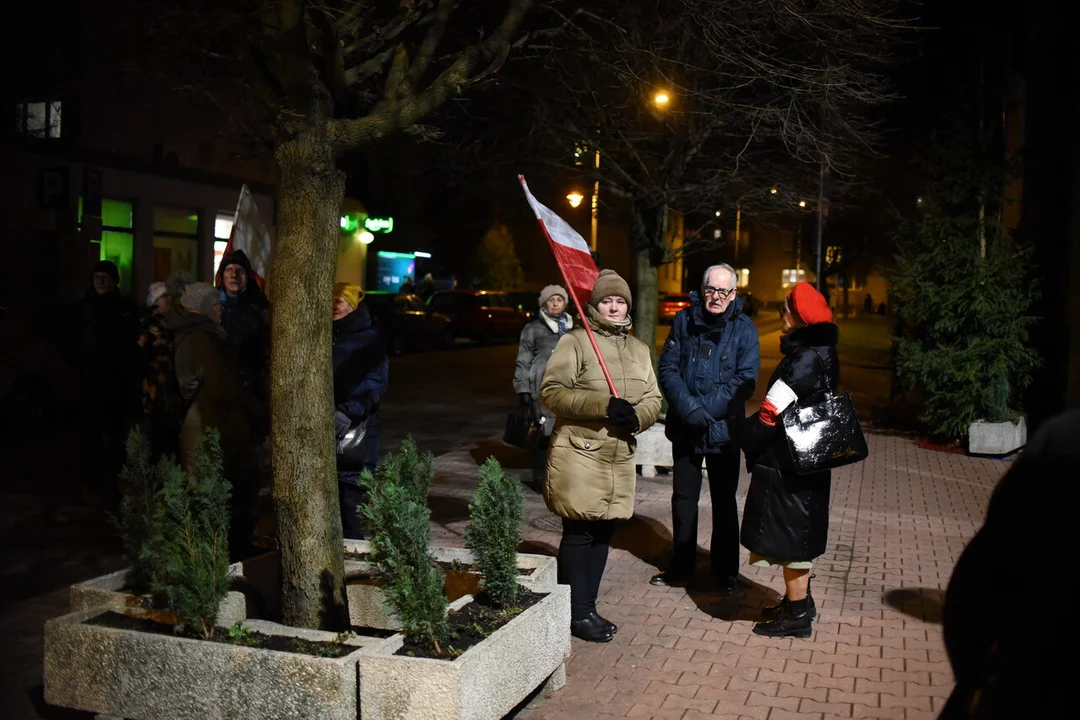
[427,290,530,344]
[361,292,454,355]
[504,291,539,318]
[658,294,692,324]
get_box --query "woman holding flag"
[539,270,663,643]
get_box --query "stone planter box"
[969,416,1027,456]
[69,552,281,628]
[343,540,558,631]
[635,421,672,478]
[43,607,380,720]
[357,584,571,720]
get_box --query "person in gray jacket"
[513,284,573,490]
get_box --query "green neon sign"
[340,215,359,233]
[364,216,394,233]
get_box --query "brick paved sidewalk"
[428,432,1009,720]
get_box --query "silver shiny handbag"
[336,421,368,464]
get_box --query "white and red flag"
[518,174,618,397]
[221,185,272,291]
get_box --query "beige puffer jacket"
[539,307,663,520]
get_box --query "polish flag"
[221,185,272,291]
[519,175,618,397]
[518,175,598,310]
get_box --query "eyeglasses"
[703,286,736,299]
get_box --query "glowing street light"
[798,200,807,208]
[358,231,375,244]
[653,91,671,107]
[567,191,585,208]
[770,187,778,194]
[714,210,722,217]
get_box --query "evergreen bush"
[148,429,233,639]
[464,457,523,608]
[358,440,449,654]
[889,129,1040,441]
[112,428,161,590]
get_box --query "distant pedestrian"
[214,250,270,413]
[740,281,838,638]
[513,284,572,491]
[74,260,140,508]
[540,270,663,643]
[877,301,886,316]
[653,264,760,591]
[399,276,415,295]
[331,283,389,540]
[417,273,437,301]
[863,293,873,315]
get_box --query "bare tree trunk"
[635,250,659,359]
[270,134,349,631]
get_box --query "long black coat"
[740,322,839,561]
[332,304,389,481]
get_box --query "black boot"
[570,615,614,643]
[649,569,692,587]
[762,574,817,620]
[753,597,813,638]
[585,611,617,635]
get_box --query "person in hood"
[331,283,389,539]
[214,250,270,411]
[74,260,140,507]
[739,281,838,639]
[166,276,262,560]
[513,284,572,491]
[539,270,663,643]
[653,264,760,590]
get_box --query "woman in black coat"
[740,282,838,638]
[332,283,389,539]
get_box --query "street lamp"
[770,187,778,195]
[798,200,807,208]
[567,191,584,208]
[653,91,671,107]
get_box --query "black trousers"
[339,481,367,540]
[669,443,741,579]
[557,517,615,621]
[531,432,550,485]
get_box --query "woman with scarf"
[540,270,663,642]
[513,285,573,491]
[740,281,839,638]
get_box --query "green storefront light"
[364,216,394,233]
[340,215,360,233]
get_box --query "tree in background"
[890,120,1040,441]
[472,222,525,290]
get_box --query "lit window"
[781,268,806,289]
[825,246,843,264]
[16,101,62,139]
[736,268,750,288]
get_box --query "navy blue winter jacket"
[333,304,389,478]
[658,292,759,453]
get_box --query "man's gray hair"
[702,263,737,289]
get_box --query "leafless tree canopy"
[521,0,910,255]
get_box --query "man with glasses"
[653,264,760,590]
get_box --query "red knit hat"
[787,281,833,325]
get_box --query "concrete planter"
[43,607,379,720]
[343,540,558,631]
[634,421,672,478]
[357,584,571,720]
[69,552,281,628]
[969,416,1027,456]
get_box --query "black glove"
[334,410,352,439]
[606,397,639,431]
[518,393,533,408]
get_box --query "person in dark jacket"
[513,284,573,491]
[75,260,140,508]
[653,264,760,590]
[938,410,1074,720]
[332,283,389,539]
[740,281,838,638]
[214,250,270,411]
[168,278,263,560]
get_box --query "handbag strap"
[807,347,834,394]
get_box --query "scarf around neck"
[540,307,571,336]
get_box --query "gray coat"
[513,314,570,435]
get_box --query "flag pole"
[518,175,619,398]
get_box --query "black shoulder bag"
[780,348,868,475]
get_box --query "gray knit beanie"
[538,284,568,308]
[181,282,221,317]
